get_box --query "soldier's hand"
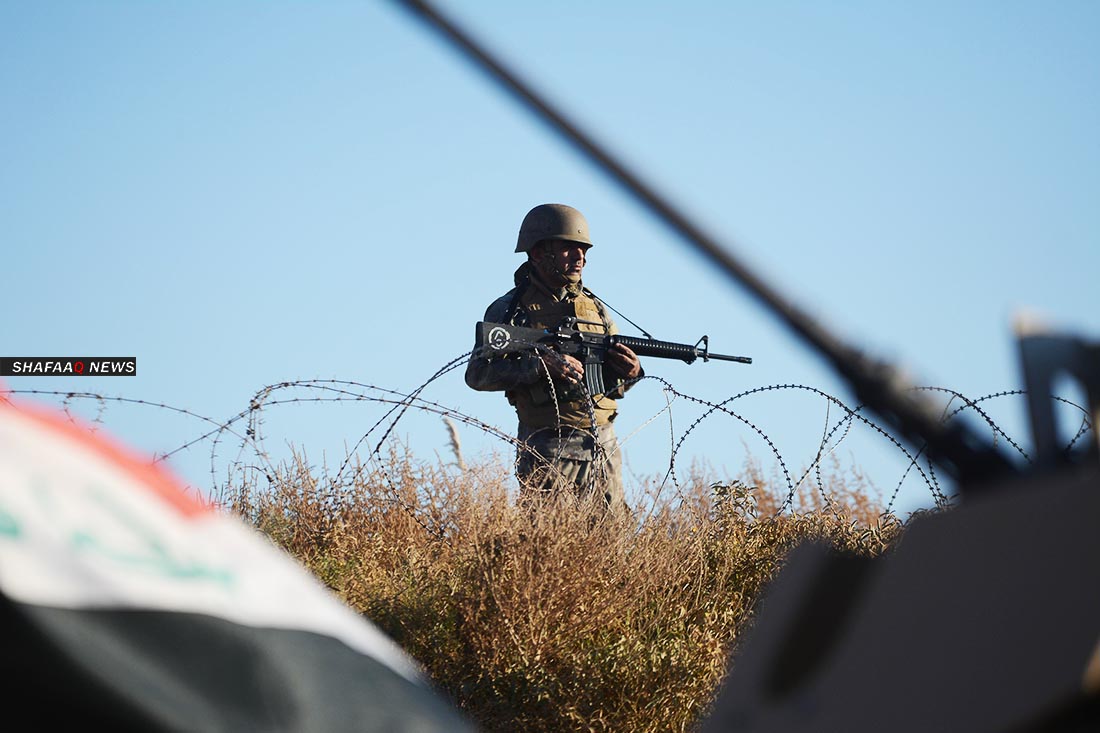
[606,343,642,380]
[543,353,585,385]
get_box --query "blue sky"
[3,1,1097,514]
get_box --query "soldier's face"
[534,240,588,286]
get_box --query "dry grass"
[223,447,902,732]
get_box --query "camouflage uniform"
[465,262,638,515]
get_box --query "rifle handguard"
[610,335,752,365]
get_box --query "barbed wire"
[3,355,1092,532]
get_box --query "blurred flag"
[0,393,475,731]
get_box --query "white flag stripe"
[0,401,423,684]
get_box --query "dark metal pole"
[392,0,1017,489]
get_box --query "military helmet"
[515,203,593,253]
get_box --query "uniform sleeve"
[464,295,545,393]
[600,313,643,400]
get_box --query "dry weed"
[224,447,902,732]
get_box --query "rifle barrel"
[707,352,753,364]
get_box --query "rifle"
[475,319,751,398]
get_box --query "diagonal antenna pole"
[393,0,1017,490]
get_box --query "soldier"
[465,203,643,516]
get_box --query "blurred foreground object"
[391,3,1100,727]
[0,394,475,731]
[703,325,1100,731]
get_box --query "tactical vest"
[508,283,619,429]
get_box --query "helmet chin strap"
[534,243,581,287]
[549,259,575,283]
[551,263,583,288]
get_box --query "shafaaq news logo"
[0,357,137,377]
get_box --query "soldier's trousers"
[515,422,628,517]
